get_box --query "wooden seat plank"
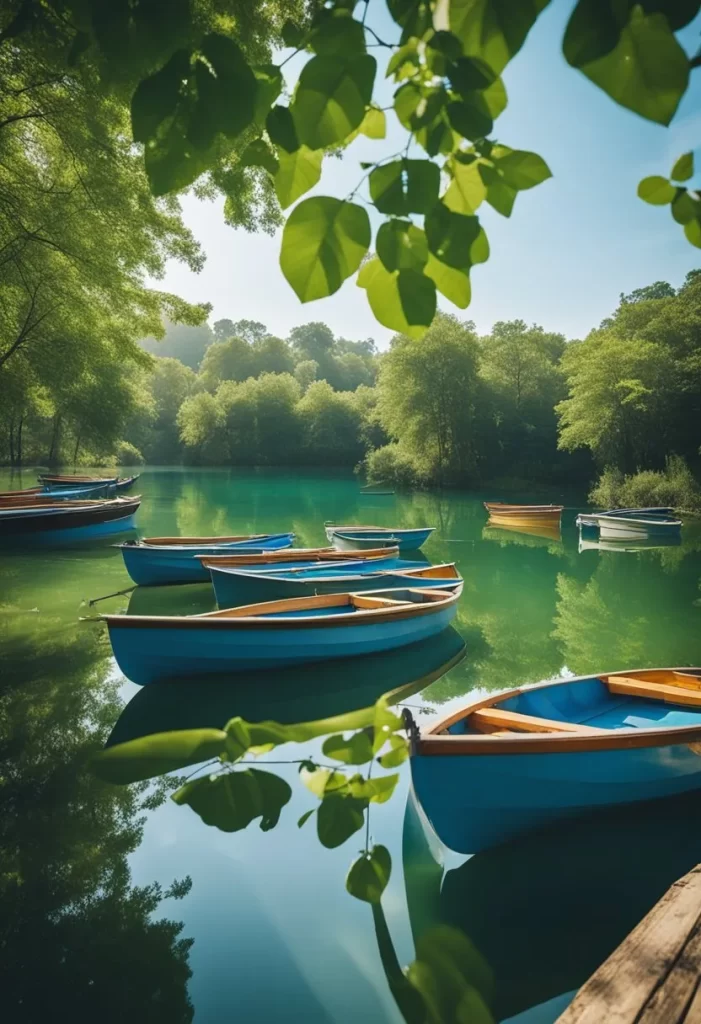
[469,708,608,735]
[606,676,701,707]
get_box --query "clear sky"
[155,1,701,347]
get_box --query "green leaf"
[684,219,701,248]
[224,705,379,752]
[563,1,699,68]
[570,6,689,126]
[275,146,323,209]
[637,175,676,205]
[376,221,429,272]
[482,76,508,117]
[447,98,493,140]
[282,19,305,48]
[414,925,494,1010]
[448,56,497,94]
[173,768,292,832]
[131,49,190,144]
[298,809,315,828]
[671,189,699,225]
[266,105,299,154]
[323,730,374,765]
[293,54,377,149]
[387,0,434,41]
[372,696,405,752]
[377,734,409,768]
[349,772,400,804]
[369,159,440,215]
[317,795,367,848]
[300,765,350,798]
[357,257,430,339]
[143,131,208,196]
[253,64,283,126]
[494,149,552,190]
[416,119,455,157]
[224,717,251,761]
[425,253,472,309]
[346,845,392,903]
[428,32,464,61]
[444,158,487,213]
[280,196,370,301]
[395,84,445,130]
[671,152,694,182]
[485,179,517,216]
[311,10,366,55]
[397,270,437,328]
[425,202,481,269]
[92,729,227,784]
[386,39,421,79]
[359,105,386,139]
[471,226,490,264]
[450,0,550,74]
[240,138,279,176]
[188,35,258,149]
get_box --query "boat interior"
[200,587,456,620]
[439,670,701,738]
[198,547,400,567]
[142,534,288,545]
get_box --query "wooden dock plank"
[556,866,701,1024]
[637,923,701,1023]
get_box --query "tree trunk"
[48,414,61,465]
[73,433,81,466]
[17,415,24,466]
[8,420,15,466]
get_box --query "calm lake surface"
[2,467,701,1023]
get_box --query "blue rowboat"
[115,474,140,492]
[210,561,462,608]
[408,666,701,855]
[0,496,140,542]
[102,587,460,684]
[108,627,467,744]
[117,533,295,586]
[39,474,119,489]
[325,524,435,551]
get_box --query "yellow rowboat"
[484,502,563,527]
[483,520,562,545]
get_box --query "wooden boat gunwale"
[103,587,459,630]
[413,667,701,756]
[139,532,294,546]
[325,523,435,535]
[484,502,564,512]
[212,562,461,584]
[197,546,400,567]
[584,513,682,528]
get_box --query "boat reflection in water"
[127,582,216,618]
[107,625,466,747]
[402,787,701,1023]
[483,519,563,549]
[578,534,682,555]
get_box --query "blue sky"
[156,1,701,347]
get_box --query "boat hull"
[120,536,294,586]
[598,518,682,540]
[0,499,140,539]
[326,526,434,551]
[211,565,460,607]
[106,602,458,684]
[410,741,701,855]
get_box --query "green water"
[2,466,701,1023]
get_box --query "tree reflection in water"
[0,611,195,1022]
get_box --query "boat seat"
[604,675,701,707]
[468,708,609,735]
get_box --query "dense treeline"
[3,271,700,507]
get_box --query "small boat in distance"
[484,502,564,527]
[325,523,435,551]
[39,472,140,493]
[576,508,682,540]
[209,561,462,608]
[117,533,295,586]
[102,586,460,684]
[408,665,701,855]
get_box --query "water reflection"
[483,521,563,552]
[107,628,467,746]
[403,788,701,1023]
[0,610,195,1021]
